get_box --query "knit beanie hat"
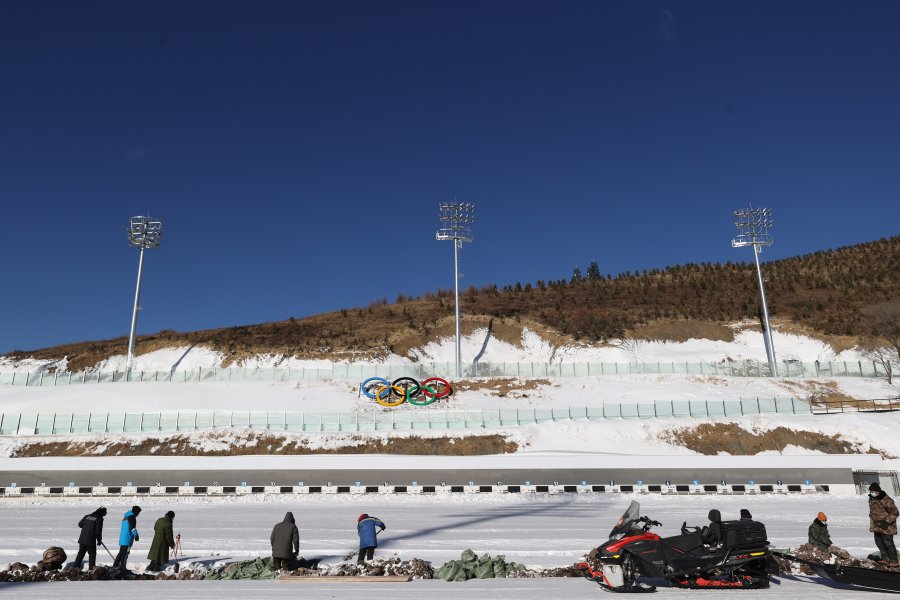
[358,513,368,522]
[132,505,142,514]
[166,511,175,519]
[817,512,827,522]
[739,509,752,520]
[869,482,882,492]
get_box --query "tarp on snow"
[205,556,318,580]
[435,550,525,582]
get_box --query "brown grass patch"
[629,320,734,343]
[10,432,518,458]
[454,378,552,397]
[661,423,890,457]
[776,380,859,406]
[772,320,861,354]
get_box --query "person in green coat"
[146,511,176,571]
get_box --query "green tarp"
[435,550,525,582]
[205,556,319,580]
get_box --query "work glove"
[134,535,140,542]
[97,541,102,547]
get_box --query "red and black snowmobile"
[578,501,777,592]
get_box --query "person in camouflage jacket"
[808,512,832,553]
[868,482,899,565]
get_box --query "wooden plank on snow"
[277,575,411,583]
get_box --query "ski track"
[1,493,896,597]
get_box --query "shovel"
[100,542,116,561]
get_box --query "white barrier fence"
[0,397,810,436]
[0,359,893,387]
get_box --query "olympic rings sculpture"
[360,376,453,407]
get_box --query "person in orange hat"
[808,511,832,552]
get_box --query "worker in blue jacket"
[113,506,142,569]
[356,513,386,563]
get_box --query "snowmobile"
[578,501,777,592]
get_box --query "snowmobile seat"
[702,509,722,547]
[720,519,768,550]
[663,531,705,556]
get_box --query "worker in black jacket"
[75,507,107,569]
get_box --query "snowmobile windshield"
[609,501,642,538]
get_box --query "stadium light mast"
[125,215,163,377]
[436,202,474,378]
[732,207,778,376]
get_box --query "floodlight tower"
[125,215,163,376]
[436,202,475,378]
[732,207,778,376]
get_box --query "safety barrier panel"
[0,359,893,388]
[0,481,831,498]
[0,398,811,436]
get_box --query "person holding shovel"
[146,511,176,571]
[357,514,386,564]
[74,507,107,569]
[113,506,141,569]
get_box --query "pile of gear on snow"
[0,546,607,583]
[205,555,433,580]
[0,548,194,582]
[774,544,898,576]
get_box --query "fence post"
[195,412,198,430]
[105,413,109,433]
[70,413,74,433]
[791,397,796,414]
[139,413,143,432]
[176,413,180,431]
[16,414,22,435]
[51,413,56,434]
[25,372,29,387]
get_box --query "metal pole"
[126,246,145,377]
[453,240,462,378]
[752,244,778,376]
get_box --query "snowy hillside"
[0,325,881,373]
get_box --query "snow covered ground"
[0,493,895,598]
[0,374,894,415]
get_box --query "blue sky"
[1,0,898,352]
